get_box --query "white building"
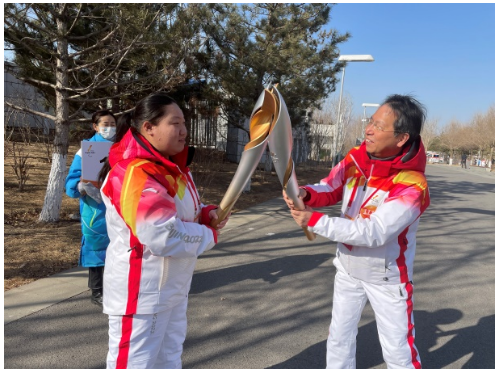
[4,62,55,135]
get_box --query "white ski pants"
[326,258,421,369]
[107,297,188,369]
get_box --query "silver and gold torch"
[266,85,316,241]
[211,84,315,241]
[209,87,277,229]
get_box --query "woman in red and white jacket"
[100,92,228,369]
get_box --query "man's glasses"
[366,118,396,133]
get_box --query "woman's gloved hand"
[78,182,103,204]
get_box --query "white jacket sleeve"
[309,183,428,247]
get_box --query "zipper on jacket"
[350,154,367,181]
[347,155,369,219]
[363,164,375,191]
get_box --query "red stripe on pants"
[405,282,421,369]
[116,235,143,368]
[116,315,134,369]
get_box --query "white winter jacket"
[303,139,430,285]
[101,130,218,315]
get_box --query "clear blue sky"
[4,3,494,130]
[326,3,495,129]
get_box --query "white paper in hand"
[81,140,112,186]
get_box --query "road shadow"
[190,253,333,294]
[269,308,494,369]
[4,291,108,369]
[423,173,494,205]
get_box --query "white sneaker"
[69,213,81,221]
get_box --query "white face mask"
[100,127,116,140]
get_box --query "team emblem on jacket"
[360,194,381,219]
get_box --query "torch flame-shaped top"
[244,89,277,151]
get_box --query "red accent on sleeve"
[307,211,324,227]
[201,205,218,225]
[204,225,218,244]
[303,185,343,208]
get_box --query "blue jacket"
[65,133,110,267]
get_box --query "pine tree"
[192,3,349,130]
[5,3,198,221]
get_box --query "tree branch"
[16,76,57,90]
[67,25,118,57]
[67,22,113,42]
[5,102,56,121]
[9,7,58,39]
[4,19,58,60]
[65,4,84,36]
[67,40,135,73]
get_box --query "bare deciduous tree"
[308,120,333,163]
[439,120,466,164]
[468,105,495,166]
[420,117,439,152]
[311,94,354,165]
[344,114,365,152]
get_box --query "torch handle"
[285,185,316,241]
[295,199,316,241]
[209,206,226,230]
[302,226,316,241]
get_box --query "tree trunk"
[263,148,273,172]
[39,152,68,222]
[39,7,70,222]
[489,146,494,171]
[225,112,248,163]
[112,71,120,112]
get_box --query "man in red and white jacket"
[285,94,430,369]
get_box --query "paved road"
[4,164,495,369]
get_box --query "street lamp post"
[362,103,380,122]
[361,103,380,140]
[332,54,374,166]
[356,103,380,145]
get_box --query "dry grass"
[4,141,332,291]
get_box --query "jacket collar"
[350,136,427,177]
[108,129,190,173]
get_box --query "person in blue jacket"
[65,109,117,307]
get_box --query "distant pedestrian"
[284,94,429,368]
[461,153,467,168]
[65,110,116,307]
[97,112,134,184]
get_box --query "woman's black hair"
[97,112,133,184]
[97,93,179,184]
[131,92,178,131]
[92,109,116,126]
[115,112,133,141]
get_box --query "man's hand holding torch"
[282,189,314,229]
